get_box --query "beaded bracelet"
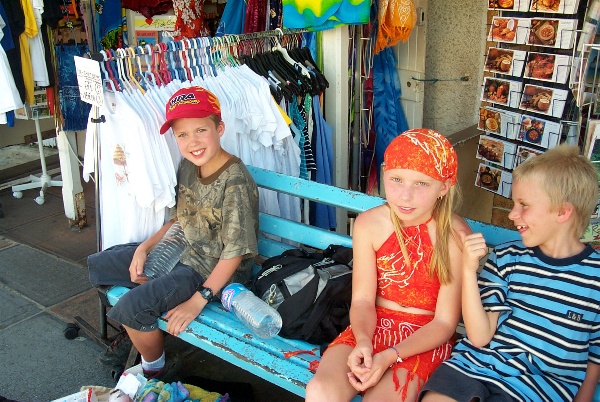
[389,346,403,365]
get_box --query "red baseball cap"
[159,86,222,134]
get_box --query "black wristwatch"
[196,285,213,302]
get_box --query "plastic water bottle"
[143,221,189,279]
[221,283,282,339]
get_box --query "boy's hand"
[462,232,488,273]
[129,247,149,284]
[164,293,206,336]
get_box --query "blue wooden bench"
[100,166,600,400]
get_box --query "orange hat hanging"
[383,128,458,186]
[374,0,417,53]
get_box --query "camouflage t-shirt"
[174,156,259,285]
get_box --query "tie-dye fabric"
[282,0,371,31]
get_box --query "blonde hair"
[392,183,461,285]
[512,144,598,237]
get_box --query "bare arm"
[388,215,470,362]
[345,210,379,374]
[574,362,600,402]
[165,255,243,336]
[129,218,176,284]
[461,232,500,347]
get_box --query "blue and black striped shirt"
[444,241,600,401]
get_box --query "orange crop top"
[376,220,440,311]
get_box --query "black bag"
[252,245,353,344]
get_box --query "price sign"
[74,56,103,107]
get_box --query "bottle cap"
[221,283,248,312]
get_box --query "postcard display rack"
[476,0,587,198]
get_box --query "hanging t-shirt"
[28,0,49,87]
[19,0,37,104]
[282,0,371,31]
[0,13,24,114]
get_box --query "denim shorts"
[419,363,514,402]
[87,243,204,332]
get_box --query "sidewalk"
[0,171,301,401]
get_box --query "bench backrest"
[247,166,520,256]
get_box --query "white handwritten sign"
[74,56,103,107]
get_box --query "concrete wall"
[422,1,496,225]
[422,1,488,136]
[0,118,55,148]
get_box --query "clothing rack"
[89,28,309,66]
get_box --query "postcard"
[488,17,530,45]
[529,0,579,14]
[515,145,544,168]
[136,31,159,47]
[526,18,577,49]
[485,48,526,77]
[518,114,562,148]
[478,107,502,135]
[582,220,600,243]
[584,119,600,157]
[477,135,517,169]
[523,52,571,84]
[475,163,513,198]
[482,77,522,108]
[519,84,568,118]
[488,0,530,11]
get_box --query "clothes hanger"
[272,29,311,79]
[126,47,146,93]
[115,48,135,93]
[103,49,123,91]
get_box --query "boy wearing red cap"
[307,128,471,401]
[88,86,259,380]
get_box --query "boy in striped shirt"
[421,144,600,401]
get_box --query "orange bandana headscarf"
[383,128,458,185]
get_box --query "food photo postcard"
[488,0,530,11]
[475,163,513,198]
[519,84,568,118]
[478,106,522,140]
[515,145,544,168]
[477,135,517,169]
[485,48,526,77]
[488,17,530,44]
[526,18,577,49]
[523,52,571,84]
[517,114,561,148]
[529,0,580,13]
[482,77,522,108]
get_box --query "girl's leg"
[306,344,358,402]
[363,367,423,402]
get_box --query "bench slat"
[248,166,383,213]
[259,213,352,250]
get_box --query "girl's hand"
[347,348,395,392]
[462,232,488,274]
[347,341,373,377]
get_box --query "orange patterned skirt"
[328,305,454,397]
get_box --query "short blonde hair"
[512,144,598,237]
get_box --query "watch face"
[199,287,213,301]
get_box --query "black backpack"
[252,245,353,345]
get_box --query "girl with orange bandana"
[306,129,470,401]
